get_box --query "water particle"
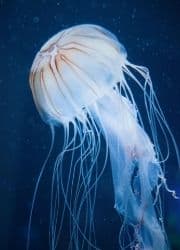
[33,16,39,23]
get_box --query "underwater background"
[0,0,180,249]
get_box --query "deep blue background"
[0,0,180,249]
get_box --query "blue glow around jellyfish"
[27,24,179,250]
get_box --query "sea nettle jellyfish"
[27,24,179,250]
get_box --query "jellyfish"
[27,24,179,250]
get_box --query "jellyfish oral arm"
[90,91,168,250]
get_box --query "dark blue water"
[0,1,180,250]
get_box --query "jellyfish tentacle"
[26,125,55,250]
[124,62,180,168]
[51,120,102,250]
[50,123,91,249]
[68,117,106,249]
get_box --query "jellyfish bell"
[28,24,179,250]
[29,24,127,125]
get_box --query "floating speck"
[33,16,39,24]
